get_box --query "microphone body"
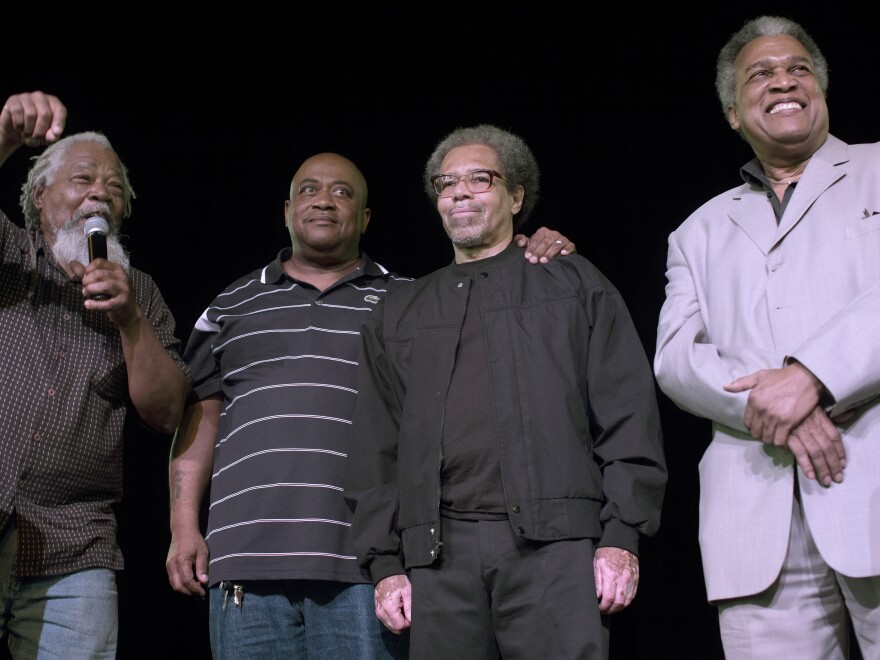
[83,216,110,300]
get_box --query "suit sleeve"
[654,229,784,431]
[792,280,880,415]
[343,299,406,584]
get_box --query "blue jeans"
[209,579,408,660]
[0,521,117,659]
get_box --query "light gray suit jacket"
[654,134,880,602]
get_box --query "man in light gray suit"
[655,15,880,660]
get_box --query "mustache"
[66,205,119,234]
[445,204,482,219]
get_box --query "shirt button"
[480,272,488,278]
[33,433,41,442]
[511,505,521,514]
[47,388,55,397]
[315,299,324,305]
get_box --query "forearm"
[345,312,406,580]
[0,142,17,168]
[657,232,766,406]
[656,252,783,428]
[169,451,212,533]
[119,308,188,434]
[169,398,220,533]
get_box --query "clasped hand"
[725,363,847,486]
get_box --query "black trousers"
[408,517,609,659]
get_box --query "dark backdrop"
[1,4,877,658]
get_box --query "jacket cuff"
[597,519,640,556]
[368,555,407,586]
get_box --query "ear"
[283,199,292,226]
[726,104,741,131]
[33,184,46,210]
[510,185,525,215]
[361,207,371,235]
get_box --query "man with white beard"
[0,90,190,659]
[45,203,131,273]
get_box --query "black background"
[1,3,877,658]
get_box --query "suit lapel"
[726,136,849,254]
[776,136,848,245]
[727,185,778,255]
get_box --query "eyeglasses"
[431,169,506,197]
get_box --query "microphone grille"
[83,216,110,236]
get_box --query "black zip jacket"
[344,243,667,585]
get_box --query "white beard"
[51,222,131,272]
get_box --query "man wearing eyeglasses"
[345,125,667,659]
[165,150,575,660]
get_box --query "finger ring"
[554,240,564,245]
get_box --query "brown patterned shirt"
[0,209,190,577]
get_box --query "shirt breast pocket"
[89,329,128,404]
[843,212,880,285]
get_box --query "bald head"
[289,153,368,206]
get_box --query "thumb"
[69,260,86,278]
[197,555,209,583]
[724,375,756,393]
[46,121,65,143]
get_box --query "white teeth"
[770,102,801,114]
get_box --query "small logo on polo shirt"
[365,295,380,304]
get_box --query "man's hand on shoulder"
[514,226,576,263]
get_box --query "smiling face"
[436,144,523,262]
[727,34,829,163]
[283,153,370,266]
[33,141,126,243]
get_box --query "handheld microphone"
[83,216,110,300]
